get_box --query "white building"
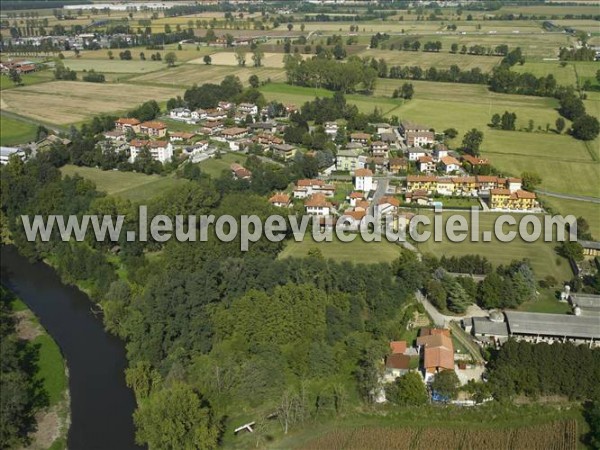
[354,168,373,192]
[129,139,173,163]
[324,121,339,138]
[0,146,25,165]
[238,103,258,116]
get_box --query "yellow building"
[490,189,537,210]
[406,175,438,192]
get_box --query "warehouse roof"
[472,317,509,337]
[504,311,600,340]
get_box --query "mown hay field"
[0,81,183,125]
[130,64,287,87]
[357,48,501,71]
[189,51,306,68]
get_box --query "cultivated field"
[74,44,217,63]
[60,165,188,201]
[62,59,166,74]
[298,421,578,450]
[539,195,600,240]
[130,64,287,87]
[0,70,54,90]
[1,81,182,125]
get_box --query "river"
[0,245,142,450]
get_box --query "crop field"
[0,115,38,145]
[131,64,287,87]
[414,211,573,281]
[498,4,600,15]
[357,48,501,71]
[61,165,188,202]
[0,81,182,125]
[279,233,402,265]
[298,421,578,450]
[62,58,166,74]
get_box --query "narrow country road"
[535,189,600,204]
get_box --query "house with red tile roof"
[115,118,141,133]
[417,329,454,381]
[140,121,167,137]
[304,194,332,216]
[268,193,291,208]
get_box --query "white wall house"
[129,140,173,163]
[354,168,373,192]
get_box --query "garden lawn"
[278,233,402,265]
[60,165,188,202]
[198,152,247,178]
[0,70,54,90]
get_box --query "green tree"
[234,47,246,66]
[555,117,565,133]
[521,171,541,190]
[8,68,22,86]
[401,82,414,100]
[430,370,460,400]
[491,113,501,128]
[461,128,484,156]
[203,55,212,65]
[134,383,220,449]
[164,52,177,67]
[252,48,264,67]
[386,372,428,406]
[248,74,260,89]
[571,114,600,141]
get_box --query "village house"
[384,340,411,382]
[579,241,600,257]
[371,141,389,158]
[407,147,430,161]
[129,139,173,163]
[389,157,408,174]
[462,154,490,168]
[366,157,387,174]
[115,118,141,133]
[440,156,461,174]
[140,121,167,138]
[377,196,400,216]
[169,132,196,143]
[416,329,454,382]
[205,109,228,122]
[200,121,224,136]
[490,189,537,210]
[400,120,430,135]
[418,155,436,173]
[380,132,399,147]
[248,122,278,134]
[0,147,26,165]
[354,168,373,192]
[268,193,292,208]
[374,123,394,135]
[192,109,207,121]
[350,132,371,144]
[230,163,252,180]
[304,194,332,216]
[340,208,368,231]
[405,190,429,205]
[293,179,335,199]
[348,191,365,207]
[433,144,449,160]
[336,148,362,172]
[406,130,435,147]
[324,122,339,138]
[271,143,297,161]
[221,127,249,140]
[406,175,438,193]
[103,130,126,141]
[238,103,258,116]
[169,107,192,120]
[218,101,234,111]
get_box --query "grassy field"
[414,211,573,281]
[192,51,305,68]
[0,70,54,90]
[518,289,572,314]
[198,152,247,178]
[539,195,600,240]
[0,115,38,145]
[279,233,402,265]
[61,165,189,201]
[1,81,182,125]
[130,64,287,87]
[73,43,217,63]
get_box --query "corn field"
[301,420,577,450]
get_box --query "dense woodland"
[0,288,48,448]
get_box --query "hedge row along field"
[301,420,578,450]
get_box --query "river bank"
[1,245,141,450]
[11,298,70,450]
